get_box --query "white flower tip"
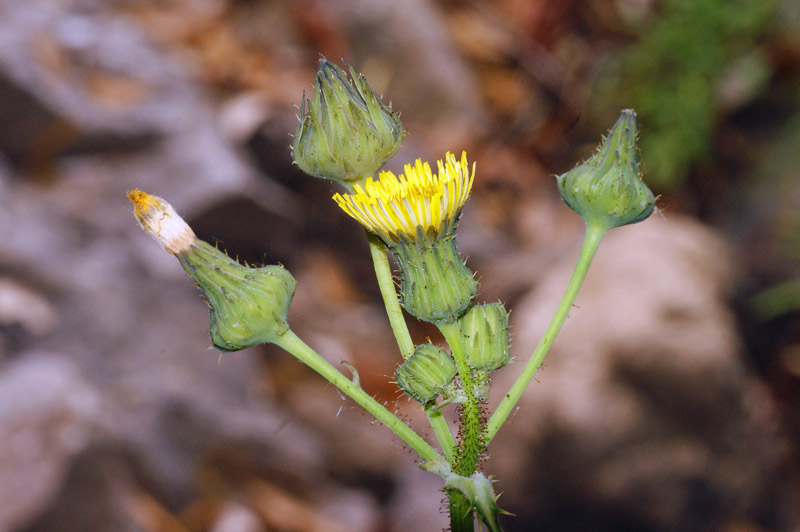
[127,190,195,255]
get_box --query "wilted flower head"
[127,190,295,351]
[128,189,195,255]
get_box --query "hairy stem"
[439,320,484,532]
[448,489,476,532]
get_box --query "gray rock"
[489,216,794,531]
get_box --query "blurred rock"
[0,278,58,338]
[490,216,796,532]
[0,353,109,531]
[0,0,251,207]
[209,502,264,532]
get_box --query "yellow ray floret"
[333,151,475,241]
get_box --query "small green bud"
[395,228,478,323]
[395,343,457,404]
[178,241,296,352]
[292,59,404,186]
[458,303,510,372]
[557,109,656,231]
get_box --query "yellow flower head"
[333,151,475,242]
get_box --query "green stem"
[367,232,414,359]
[426,408,456,463]
[485,223,606,444]
[448,489,476,532]
[439,320,483,474]
[273,330,444,466]
[367,231,457,461]
[439,320,483,532]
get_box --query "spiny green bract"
[394,229,477,324]
[458,302,510,372]
[292,59,404,187]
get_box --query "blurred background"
[1,0,799,531]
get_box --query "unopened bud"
[557,110,655,231]
[395,343,457,404]
[458,303,510,372]
[292,59,404,186]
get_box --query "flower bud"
[292,59,404,186]
[178,242,296,351]
[458,303,510,372]
[395,343,457,404]
[557,110,655,231]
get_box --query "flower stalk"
[274,330,445,467]
[486,220,605,444]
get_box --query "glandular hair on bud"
[178,241,296,351]
[292,59,404,186]
[395,343,457,404]
[557,109,656,231]
[458,303,510,372]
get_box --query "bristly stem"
[485,222,606,444]
[438,319,484,532]
[367,231,457,461]
[448,489,476,532]
[274,330,445,466]
[439,320,483,475]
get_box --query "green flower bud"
[395,228,477,323]
[292,59,404,186]
[178,241,296,351]
[557,109,656,231]
[395,343,457,404]
[458,303,510,372]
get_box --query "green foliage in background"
[600,0,775,190]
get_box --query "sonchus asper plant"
[128,57,655,532]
